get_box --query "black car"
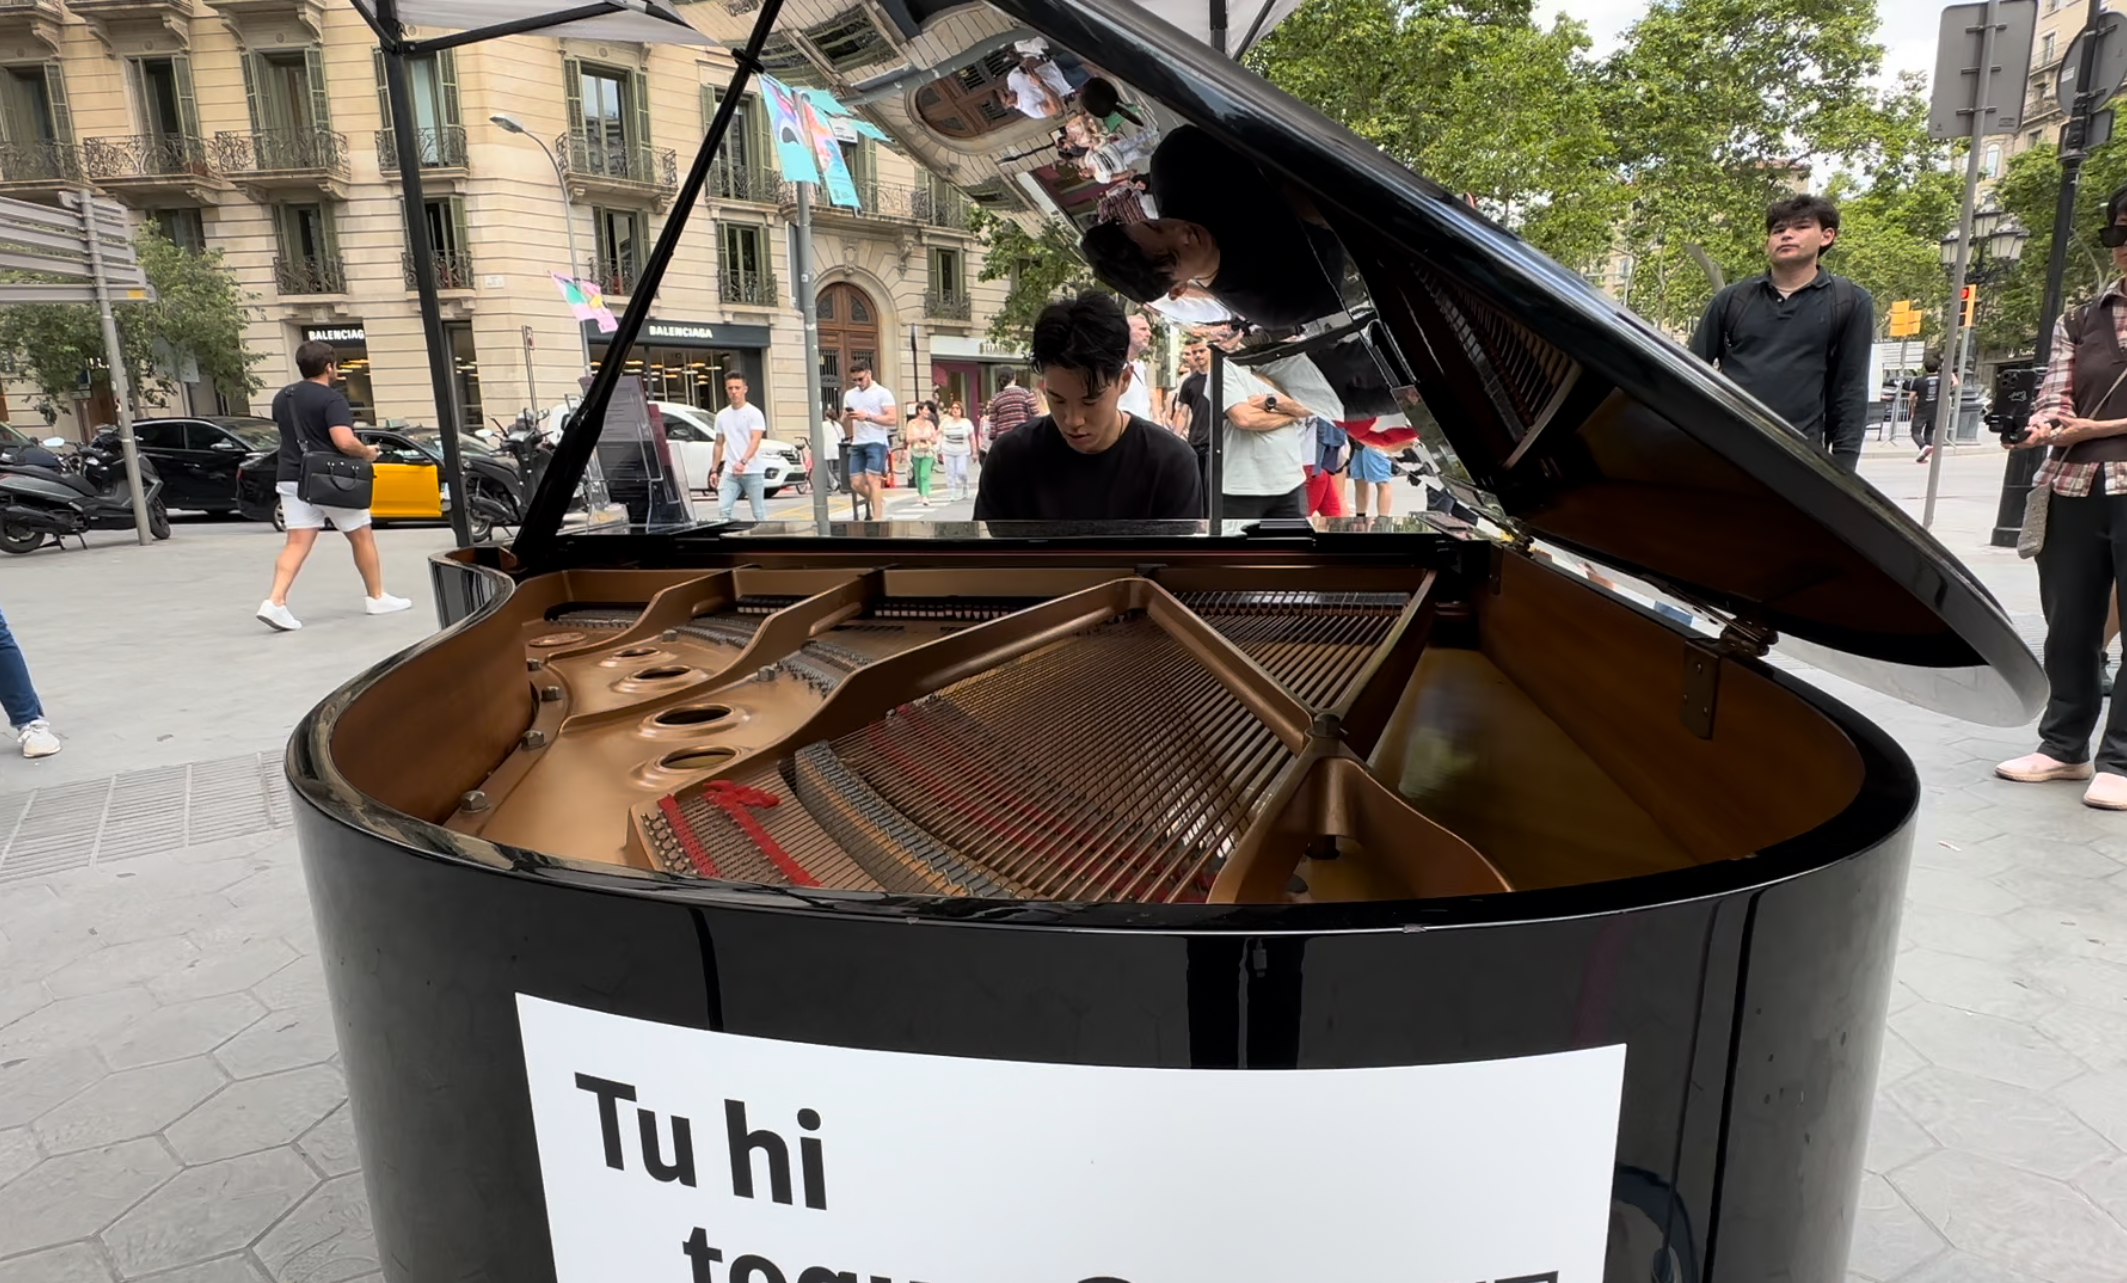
[117,416,282,512]
[0,423,36,466]
[236,425,527,540]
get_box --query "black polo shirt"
[1689,269,1874,472]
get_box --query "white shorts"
[276,480,372,531]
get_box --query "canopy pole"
[377,0,474,548]
[798,181,831,532]
[513,0,789,561]
[1208,343,1224,526]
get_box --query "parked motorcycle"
[0,435,170,553]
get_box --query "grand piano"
[293,1,2045,1279]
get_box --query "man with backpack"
[1690,194,1876,472]
[1906,352,1956,465]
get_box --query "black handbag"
[297,449,374,508]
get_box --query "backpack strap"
[1719,280,1755,353]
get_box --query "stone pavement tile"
[2086,1153,2127,1231]
[1989,865,2127,919]
[169,832,291,867]
[1863,1095,1937,1176]
[1892,949,2059,1022]
[1973,834,2126,882]
[147,942,297,1007]
[0,981,51,1029]
[1905,867,2025,918]
[1887,981,1923,1015]
[0,1048,106,1129]
[213,1006,339,1082]
[1892,1250,2046,1283]
[42,940,199,1002]
[0,1127,38,1187]
[0,927,107,991]
[2054,1068,2127,1148]
[220,868,307,911]
[1888,1002,2087,1092]
[164,1065,344,1165]
[32,1058,225,1156]
[1885,1066,2116,1181]
[255,1173,374,1283]
[186,899,312,957]
[1847,1172,1946,1283]
[1896,903,2036,965]
[98,996,265,1073]
[2035,1003,2127,1074]
[1999,904,2127,966]
[1878,1029,1928,1087]
[2022,953,2127,1013]
[0,989,157,1061]
[101,1148,316,1280]
[85,898,247,953]
[0,1139,177,1258]
[0,1245,116,1283]
[247,962,324,1014]
[1890,1149,2127,1283]
[43,858,257,910]
[136,1259,269,1283]
[1913,829,2013,874]
[294,1106,358,1179]
[0,884,59,926]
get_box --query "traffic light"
[1959,284,1978,328]
[1888,298,1922,338]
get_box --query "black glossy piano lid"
[510,0,2043,727]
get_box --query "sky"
[1533,0,1948,86]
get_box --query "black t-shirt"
[973,414,1202,521]
[1910,373,1944,424]
[273,379,356,482]
[1149,127,1347,331]
[1176,371,1212,452]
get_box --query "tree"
[969,206,1104,349]
[1246,0,1627,272]
[1982,138,2127,355]
[0,229,262,424]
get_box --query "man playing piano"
[974,293,1201,522]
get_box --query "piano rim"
[286,551,1922,933]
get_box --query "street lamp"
[492,113,591,376]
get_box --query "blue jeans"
[0,604,45,728]
[718,469,767,521]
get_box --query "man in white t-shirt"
[1001,55,1071,119]
[840,360,896,517]
[712,372,769,522]
[1218,361,1308,520]
[1117,311,1156,424]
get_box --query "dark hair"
[1764,194,1841,255]
[850,357,872,375]
[295,340,337,379]
[2106,183,2127,225]
[1078,79,1141,126]
[1923,351,1942,373]
[1080,220,1171,304]
[725,372,746,383]
[1030,292,1130,392]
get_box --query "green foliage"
[1246,0,1627,272]
[968,206,1105,350]
[0,229,262,424]
[1983,139,2127,354]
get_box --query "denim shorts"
[847,442,889,475]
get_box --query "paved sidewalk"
[0,450,2118,1281]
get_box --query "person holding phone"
[1995,183,2127,810]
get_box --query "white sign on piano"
[517,994,1625,1282]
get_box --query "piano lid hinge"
[1681,639,1722,740]
[1717,616,1776,659]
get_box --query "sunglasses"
[2103,225,2127,247]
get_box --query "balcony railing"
[720,268,779,307]
[0,139,83,184]
[82,133,216,181]
[587,254,638,297]
[215,128,349,178]
[402,250,476,290]
[558,132,677,195]
[924,288,972,321]
[274,254,346,295]
[376,125,468,172]
[913,185,970,230]
[783,178,973,229]
[710,160,782,203]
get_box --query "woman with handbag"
[1996,183,2127,809]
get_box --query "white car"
[649,401,807,497]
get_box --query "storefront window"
[446,321,482,430]
[589,344,763,411]
[304,325,374,424]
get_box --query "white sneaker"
[257,599,302,632]
[364,593,412,616]
[18,719,59,758]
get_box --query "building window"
[756,34,825,89]
[149,207,206,251]
[2029,129,2043,148]
[801,8,894,73]
[244,49,330,134]
[0,62,76,180]
[704,87,777,201]
[592,206,644,294]
[1983,142,2003,178]
[2043,32,2058,63]
[445,321,481,430]
[927,245,969,320]
[721,222,773,305]
[373,50,463,167]
[565,60,649,181]
[130,57,199,141]
[406,196,472,288]
[273,202,343,294]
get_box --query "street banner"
[761,77,822,185]
[797,92,863,209]
[551,272,617,334]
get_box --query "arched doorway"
[817,281,880,415]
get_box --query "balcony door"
[243,49,332,168]
[129,57,200,174]
[571,63,635,179]
[817,282,879,414]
